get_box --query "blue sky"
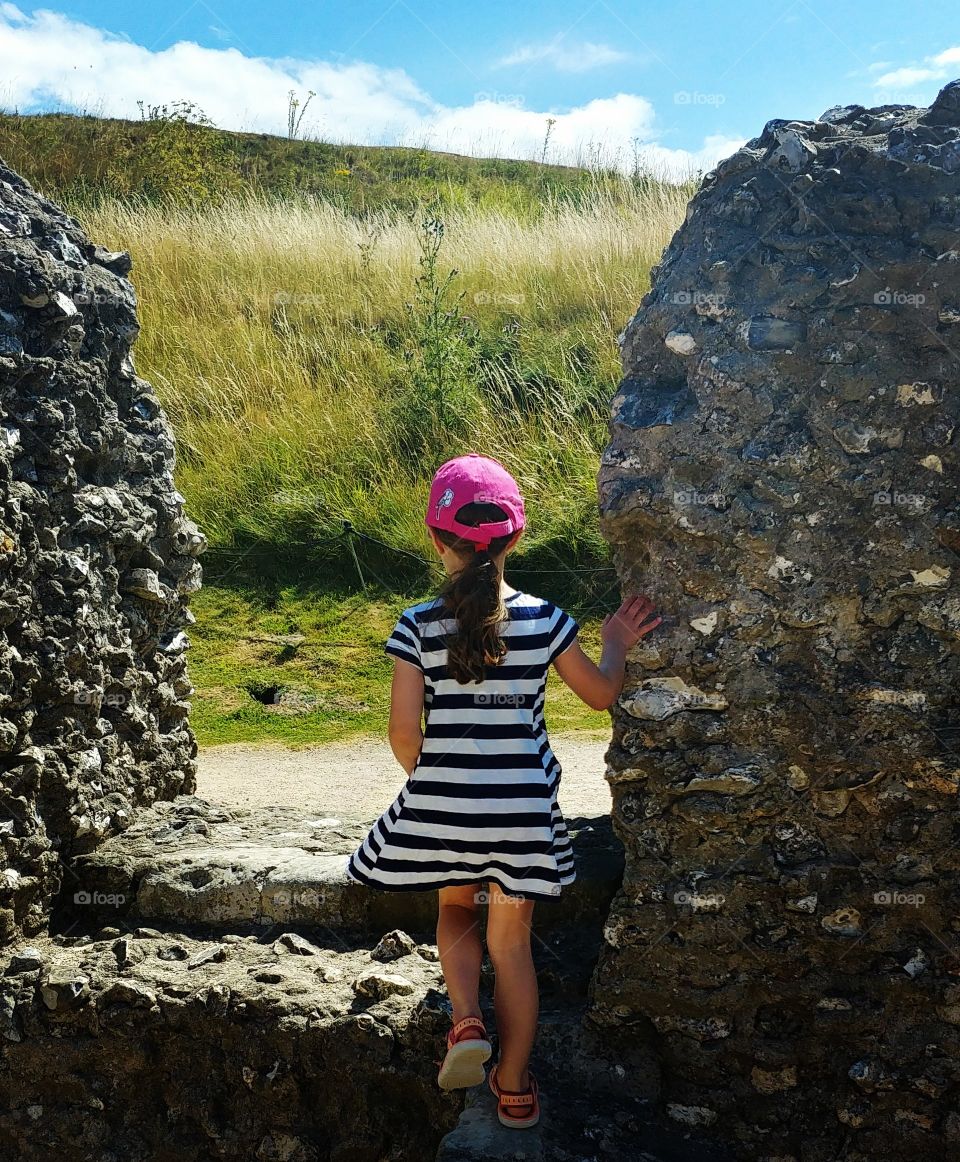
[0,0,958,177]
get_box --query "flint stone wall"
[591,81,960,1160]
[0,160,206,949]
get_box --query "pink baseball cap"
[425,452,526,551]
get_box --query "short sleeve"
[547,605,580,664]
[384,610,423,671]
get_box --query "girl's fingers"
[624,595,654,614]
[629,606,659,628]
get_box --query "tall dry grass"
[72,178,690,589]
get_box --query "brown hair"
[432,501,517,684]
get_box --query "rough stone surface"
[592,81,960,1160]
[0,928,461,1160]
[0,158,206,949]
[66,796,625,939]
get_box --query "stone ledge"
[62,796,624,938]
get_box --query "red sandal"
[436,1016,492,1090]
[488,1062,540,1129]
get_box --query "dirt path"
[196,731,614,820]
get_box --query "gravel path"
[196,731,614,820]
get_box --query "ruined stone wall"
[0,161,206,949]
[590,81,960,1160]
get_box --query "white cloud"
[495,40,630,73]
[0,7,740,180]
[872,45,960,94]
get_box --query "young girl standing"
[345,452,661,1129]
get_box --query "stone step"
[436,1080,545,1161]
[437,1007,735,1162]
[61,796,623,941]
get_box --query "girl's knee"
[485,894,535,957]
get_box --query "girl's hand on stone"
[602,594,662,651]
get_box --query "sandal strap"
[499,1090,536,1107]
[450,1016,486,1039]
[492,1067,538,1106]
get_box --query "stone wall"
[0,161,205,949]
[590,81,960,1159]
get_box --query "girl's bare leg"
[437,882,485,1039]
[485,884,537,1090]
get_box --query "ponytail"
[433,503,515,684]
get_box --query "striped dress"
[344,590,580,900]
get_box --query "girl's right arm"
[553,595,661,711]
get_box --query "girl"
[345,452,661,1130]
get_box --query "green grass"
[189,583,613,747]
[4,110,694,747]
[0,108,698,217]
[67,182,690,608]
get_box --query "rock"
[436,1087,545,1160]
[0,158,206,950]
[651,1014,732,1041]
[675,767,761,796]
[156,944,190,962]
[40,970,91,1011]
[186,945,228,970]
[751,1065,798,1093]
[0,931,453,1160]
[903,948,929,978]
[664,330,697,355]
[594,78,960,1162]
[351,971,417,1000]
[97,979,158,1009]
[370,929,417,962]
[666,1104,717,1127]
[273,933,319,957]
[620,676,728,720]
[7,946,45,973]
[112,937,144,968]
[848,1056,895,1093]
[821,908,863,937]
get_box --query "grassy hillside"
[77,183,690,596]
[0,107,692,216]
[4,111,695,746]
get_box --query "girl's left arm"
[387,658,425,775]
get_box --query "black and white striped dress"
[344,590,580,900]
